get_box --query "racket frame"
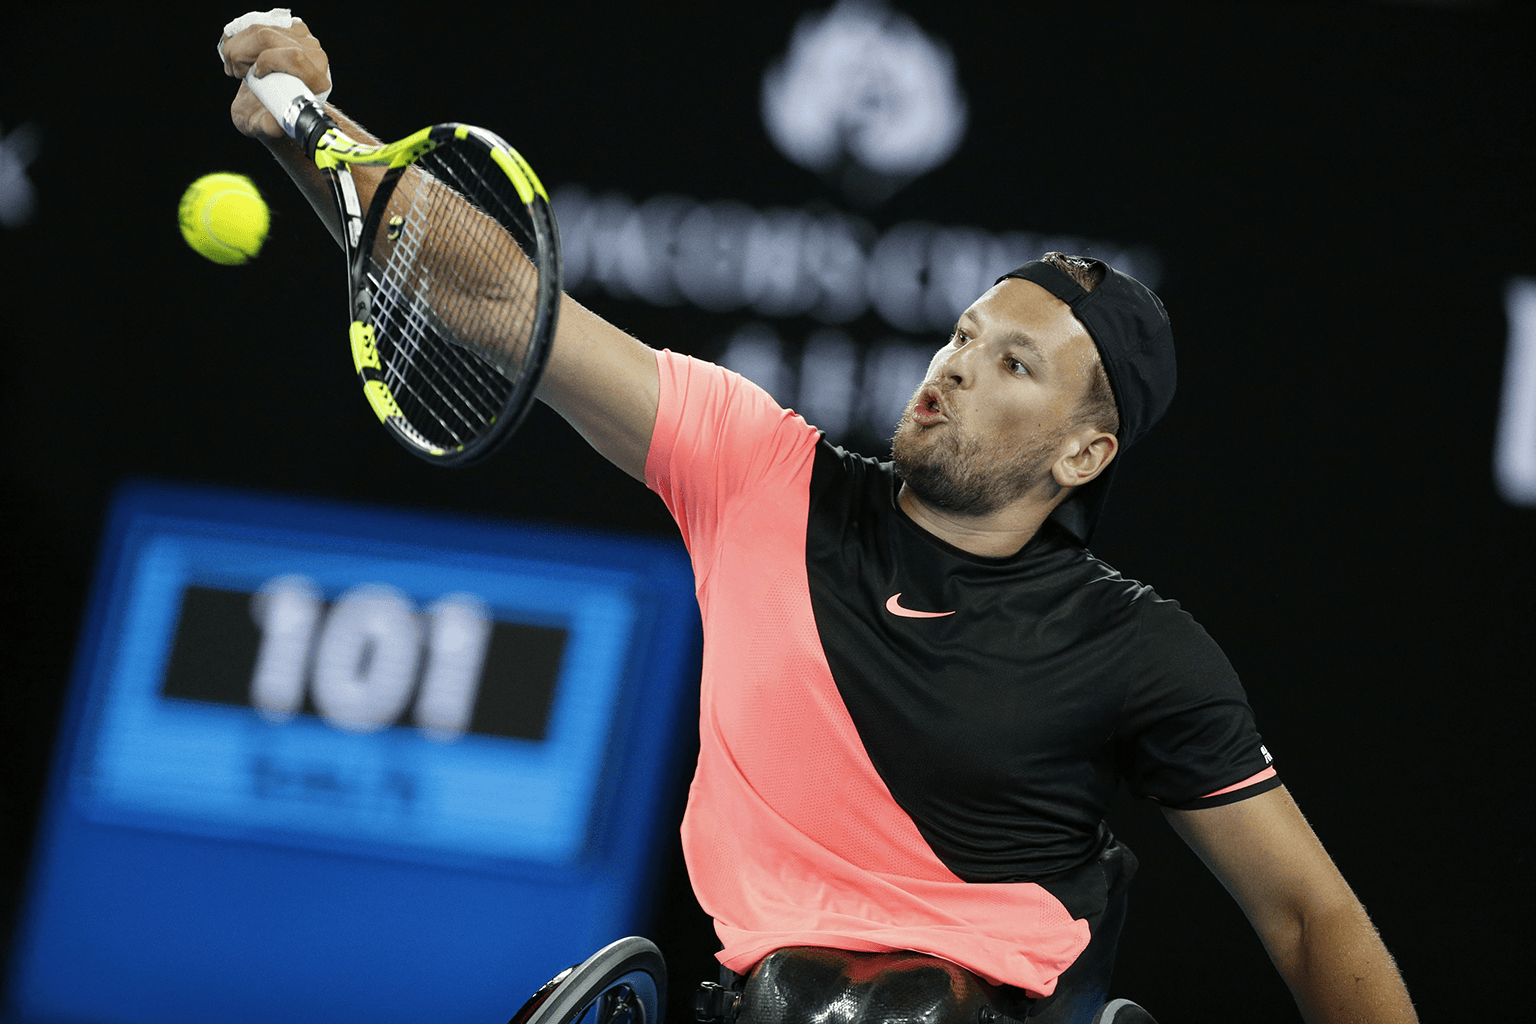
[247,73,561,465]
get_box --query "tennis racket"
[245,69,561,465]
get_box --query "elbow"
[1263,892,1380,981]
[1255,886,1366,975]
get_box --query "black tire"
[508,937,667,1024]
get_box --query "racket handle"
[246,69,337,159]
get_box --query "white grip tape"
[245,70,319,140]
[223,8,294,39]
[217,8,333,104]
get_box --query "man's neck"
[895,483,1056,559]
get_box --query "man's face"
[891,278,1104,517]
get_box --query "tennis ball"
[178,172,270,265]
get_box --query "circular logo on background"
[762,0,969,205]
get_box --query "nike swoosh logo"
[885,593,956,619]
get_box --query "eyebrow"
[959,311,1049,369]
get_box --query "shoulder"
[649,351,818,470]
[810,440,894,499]
[1031,544,1240,696]
[654,348,771,420]
[1088,562,1252,731]
[1033,538,1161,633]
[1062,545,1217,651]
[1124,580,1233,674]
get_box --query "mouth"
[910,385,949,426]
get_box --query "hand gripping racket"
[246,69,561,464]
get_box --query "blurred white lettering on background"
[553,184,1160,443]
[1497,277,1536,506]
[544,2,1161,447]
[0,121,39,228]
[555,185,1161,334]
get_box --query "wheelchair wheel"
[1090,999,1158,1024]
[508,937,667,1024]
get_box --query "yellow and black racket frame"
[299,111,562,466]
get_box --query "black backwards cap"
[998,258,1177,544]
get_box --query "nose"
[933,338,978,389]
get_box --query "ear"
[1052,430,1118,490]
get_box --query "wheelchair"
[506,938,1155,1024]
[508,937,667,1024]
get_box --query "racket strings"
[364,136,548,451]
[374,290,501,440]
[414,142,542,371]
[369,257,501,447]
[370,220,503,430]
[378,176,512,423]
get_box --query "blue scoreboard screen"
[7,482,700,1024]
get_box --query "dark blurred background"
[2,1,1532,1021]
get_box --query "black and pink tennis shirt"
[644,352,1279,999]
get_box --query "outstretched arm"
[220,16,659,481]
[1163,786,1417,1023]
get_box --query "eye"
[1006,356,1029,376]
[951,326,970,347]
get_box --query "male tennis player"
[221,14,1419,1024]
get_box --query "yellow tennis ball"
[178,172,270,265]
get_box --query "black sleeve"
[1112,595,1280,810]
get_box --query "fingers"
[222,23,306,75]
[249,46,316,83]
[231,81,284,141]
[219,20,331,97]
[221,24,325,83]
[219,14,333,141]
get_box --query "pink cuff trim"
[1200,766,1277,800]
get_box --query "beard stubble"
[891,399,1065,518]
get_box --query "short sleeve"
[1113,596,1280,810]
[644,350,819,581]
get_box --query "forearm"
[1267,900,1417,1024]
[1164,792,1417,1024]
